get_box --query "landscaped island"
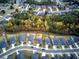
[1,9,79,36]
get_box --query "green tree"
[9,5,14,9]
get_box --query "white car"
[0,15,3,18]
[3,16,11,21]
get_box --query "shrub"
[0,10,6,14]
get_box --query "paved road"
[0,44,79,58]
